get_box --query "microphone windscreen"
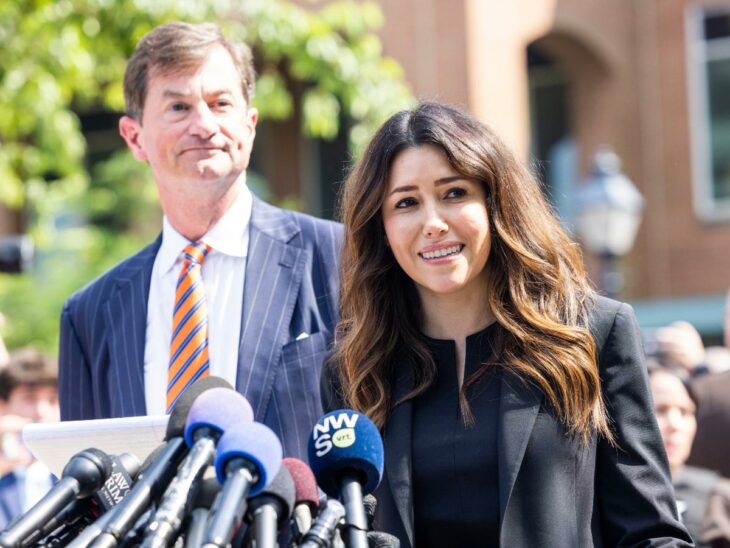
[184,388,254,447]
[193,476,221,509]
[283,457,319,510]
[62,448,114,497]
[308,409,384,498]
[214,422,282,496]
[363,494,377,529]
[367,531,401,548]
[247,465,295,524]
[166,376,233,440]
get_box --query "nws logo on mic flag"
[308,409,384,497]
[312,411,359,456]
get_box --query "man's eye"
[170,103,188,112]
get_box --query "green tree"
[0,0,413,352]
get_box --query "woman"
[649,367,730,546]
[322,102,691,547]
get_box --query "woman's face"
[381,144,491,302]
[650,371,697,473]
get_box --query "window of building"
[687,7,730,220]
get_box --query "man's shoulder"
[252,198,342,247]
[289,209,343,240]
[64,237,161,312]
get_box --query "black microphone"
[139,387,254,548]
[0,448,112,548]
[308,410,384,548]
[203,422,282,548]
[298,499,345,548]
[179,476,220,548]
[358,495,400,547]
[72,376,233,548]
[366,531,400,548]
[282,458,319,546]
[245,464,294,548]
[34,453,141,546]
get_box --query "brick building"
[374,0,730,338]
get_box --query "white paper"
[23,415,169,477]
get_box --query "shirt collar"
[157,185,253,276]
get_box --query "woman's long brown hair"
[335,102,613,443]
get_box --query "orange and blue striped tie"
[166,241,212,413]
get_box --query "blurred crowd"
[646,290,730,547]
[0,320,59,529]
[0,293,729,542]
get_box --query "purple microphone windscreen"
[166,376,233,440]
[282,457,319,510]
[184,387,254,447]
[214,422,283,496]
[247,465,295,524]
[307,409,384,498]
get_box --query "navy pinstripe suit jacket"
[58,197,342,461]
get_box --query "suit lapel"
[236,197,305,420]
[104,236,161,417]
[497,372,542,522]
[382,365,415,548]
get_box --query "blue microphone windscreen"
[214,422,283,496]
[307,409,384,497]
[184,388,254,447]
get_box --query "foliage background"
[0,0,413,353]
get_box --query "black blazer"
[322,296,693,547]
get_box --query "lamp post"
[574,148,644,299]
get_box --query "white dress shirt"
[144,187,252,415]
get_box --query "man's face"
[5,384,59,423]
[119,45,258,201]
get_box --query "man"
[59,22,342,460]
[0,348,59,529]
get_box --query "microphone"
[308,409,384,548]
[360,496,400,548]
[0,448,112,548]
[282,458,319,545]
[366,531,400,548]
[203,422,282,548]
[139,387,254,548]
[73,376,233,548]
[180,476,220,548]
[245,464,294,548]
[298,499,345,548]
[34,453,141,546]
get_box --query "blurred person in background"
[649,367,730,547]
[0,348,59,529]
[0,313,9,367]
[652,320,730,378]
[688,288,730,477]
